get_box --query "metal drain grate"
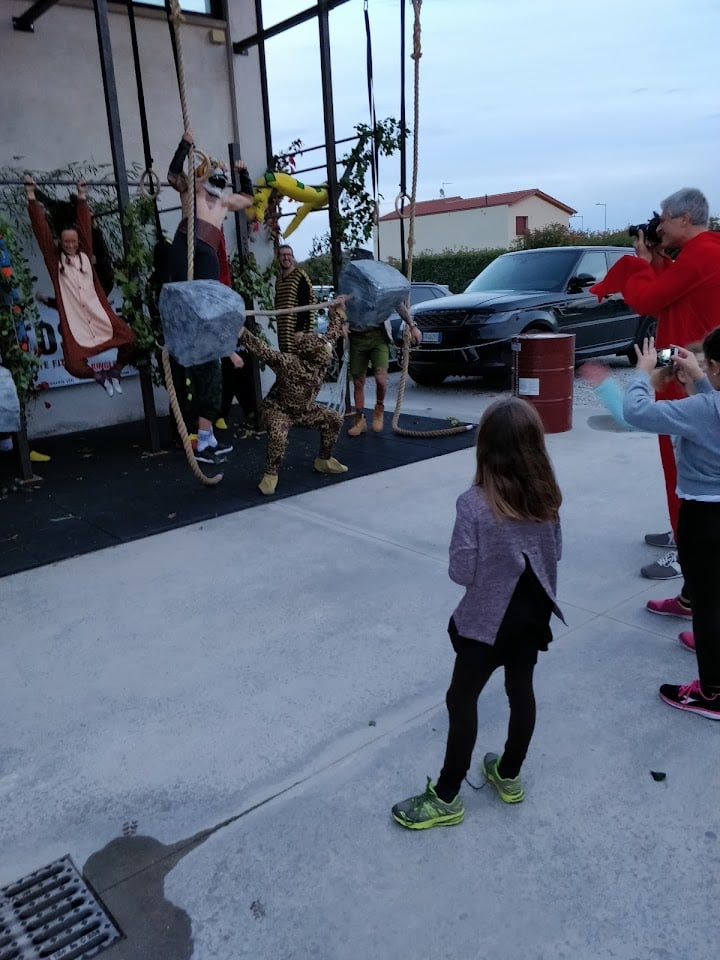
[0,856,122,960]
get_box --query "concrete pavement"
[2,385,719,960]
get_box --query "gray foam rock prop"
[337,260,410,332]
[159,280,246,367]
[0,367,20,432]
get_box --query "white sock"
[198,429,213,451]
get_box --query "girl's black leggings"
[435,565,551,800]
[677,499,720,692]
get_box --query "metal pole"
[12,0,60,32]
[94,0,160,451]
[317,0,343,288]
[92,0,131,243]
[228,142,263,418]
[253,0,275,170]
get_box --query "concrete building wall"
[506,195,571,246]
[377,204,508,259]
[2,0,268,248]
[1,0,275,436]
[376,197,572,258]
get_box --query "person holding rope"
[347,299,422,437]
[25,176,137,396]
[238,299,350,495]
[166,130,255,465]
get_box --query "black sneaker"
[212,440,234,456]
[659,679,720,720]
[195,446,228,465]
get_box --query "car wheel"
[627,317,657,365]
[408,367,447,387]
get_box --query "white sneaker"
[111,377,123,395]
[97,376,114,397]
[641,550,682,580]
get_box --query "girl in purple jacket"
[392,397,563,829]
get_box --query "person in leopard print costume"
[239,300,349,495]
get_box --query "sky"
[258,0,720,259]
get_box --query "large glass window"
[126,0,221,15]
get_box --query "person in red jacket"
[25,177,136,396]
[590,187,720,616]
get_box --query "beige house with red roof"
[376,189,576,259]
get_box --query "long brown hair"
[474,397,562,522]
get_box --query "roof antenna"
[440,181,453,198]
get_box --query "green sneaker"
[482,752,525,803]
[391,778,464,830]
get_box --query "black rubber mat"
[0,412,476,577]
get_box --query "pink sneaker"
[646,596,692,619]
[678,631,695,652]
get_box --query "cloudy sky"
[258,0,720,258]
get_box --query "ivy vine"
[115,196,162,370]
[0,217,41,407]
[272,118,407,255]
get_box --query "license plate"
[422,331,442,344]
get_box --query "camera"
[628,211,662,246]
[657,347,678,366]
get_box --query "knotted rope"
[391,0,473,439]
[163,0,222,485]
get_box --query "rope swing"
[162,0,223,485]
[391,0,473,440]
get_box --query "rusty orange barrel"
[511,332,575,434]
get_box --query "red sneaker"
[678,631,695,652]
[646,596,692,619]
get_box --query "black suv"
[408,246,656,385]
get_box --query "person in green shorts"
[347,320,421,435]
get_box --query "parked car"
[312,284,334,333]
[407,246,656,386]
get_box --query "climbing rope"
[391,0,473,440]
[162,0,222,485]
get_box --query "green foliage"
[514,222,632,250]
[115,197,160,369]
[274,118,407,263]
[0,217,42,405]
[335,118,407,250]
[389,248,507,293]
[228,251,277,312]
[302,236,333,284]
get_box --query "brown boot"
[372,403,385,433]
[348,413,367,437]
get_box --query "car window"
[465,250,579,294]
[409,286,442,306]
[607,250,629,267]
[574,251,608,283]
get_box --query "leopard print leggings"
[263,402,343,474]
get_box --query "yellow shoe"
[215,417,228,431]
[313,457,348,475]
[258,473,278,495]
[372,403,384,433]
[30,450,51,462]
[347,413,367,437]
